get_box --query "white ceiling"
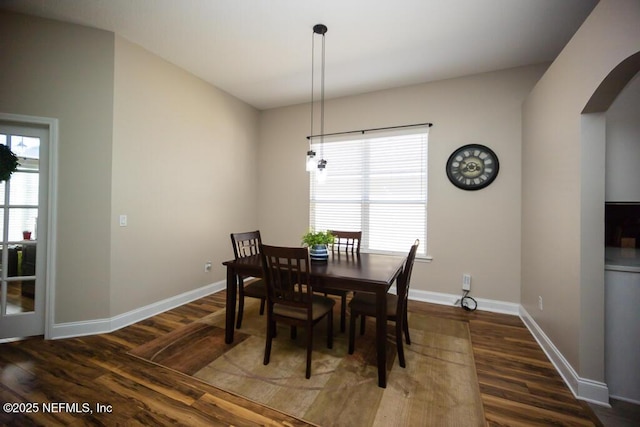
[1,0,598,110]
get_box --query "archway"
[581,51,640,405]
[583,52,640,114]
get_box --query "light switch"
[119,214,128,227]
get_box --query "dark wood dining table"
[222,251,405,388]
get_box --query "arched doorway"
[581,52,640,405]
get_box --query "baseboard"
[50,284,513,338]
[408,289,521,316]
[609,395,640,406]
[49,280,226,339]
[519,306,611,407]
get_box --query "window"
[309,127,428,256]
[0,134,40,242]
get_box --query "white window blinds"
[310,127,428,256]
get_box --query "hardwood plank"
[192,392,313,427]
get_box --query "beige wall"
[1,12,260,324]
[258,65,546,301]
[522,0,640,381]
[0,12,114,323]
[111,37,259,316]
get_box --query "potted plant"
[0,144,19,182]
[302,230,335,262]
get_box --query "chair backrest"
[396,239,420,312]
[329,230,362,254]
[230,230,262,259]
[260,244,312,311]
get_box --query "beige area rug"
[129,299,485,426]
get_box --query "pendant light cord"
[310,30,315,147]
[320,30,325,157]
[308,24,328,172]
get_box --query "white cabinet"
[605,268,640,404]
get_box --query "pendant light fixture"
[305,148,316,172]
[307,23,328,181]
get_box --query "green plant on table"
[302,230,335,247]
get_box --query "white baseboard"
[49,280,226,339]
[519,306,611,407]
[408,289,521,316]
[609,395,640,406]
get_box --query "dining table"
[222,251,405,388]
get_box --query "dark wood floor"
[0,291,609,426]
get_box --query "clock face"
[446,144,499,190]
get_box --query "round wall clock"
[446,144,499,191]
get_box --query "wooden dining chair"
[260,244,335,379]
[330,230,361,255]
[348,239,419,368]
[320,230,362,332]
[230,230,267,329]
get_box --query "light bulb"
[317,159,328,183]
[306,150,316,172]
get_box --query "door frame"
[0,112,58,339]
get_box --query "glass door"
[0,123,47,339]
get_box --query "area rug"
[129,299,486,426]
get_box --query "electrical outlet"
[462,274,471,291]
[538,296,543,311]
[204,261,212,272]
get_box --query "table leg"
[225,266,237,344]
[376,286,387,388]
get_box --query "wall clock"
[446,144,499,191]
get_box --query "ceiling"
[1,0,598,110]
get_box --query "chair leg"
[305,323,313,379]
[340,294,346,332]
[403,308,411,345]
[264,314,273,366]
[236,285,245,329]
[360,314,366,335]
[259,298,266,315]
[327,309,334,349]
[348,311,357,354]
[291,326,297,340]
[396,319,406,368]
